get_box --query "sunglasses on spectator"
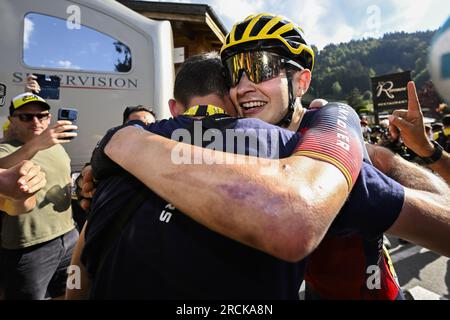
[11,113,50,122]
[223,51,304,87]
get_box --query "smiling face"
[230,72,290,125]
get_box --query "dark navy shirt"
[85,115,304,299]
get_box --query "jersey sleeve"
[293,103,364,190]
[328,162,405,239]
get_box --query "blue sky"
[151,0,450,49]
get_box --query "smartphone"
[57,107,78,140]
[34,74,61,100]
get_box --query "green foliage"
[310,30,436,103]
[346,88,365,110]
[331,81,342,96]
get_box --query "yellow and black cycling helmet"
[221,13,315,71]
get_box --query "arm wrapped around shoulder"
[90,120,145,180]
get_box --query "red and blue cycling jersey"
[299,104,404,300]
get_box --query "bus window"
[23,12,132,73]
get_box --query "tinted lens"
[35,114,49,120]
[225,51,283,87]
[18,114,34,122]
[16,113,49,122]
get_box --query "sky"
[150,0,450,50]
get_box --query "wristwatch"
[419,140,443,164]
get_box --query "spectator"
[122,105,156,125]
[388,82,450,184]
[360,116,372,143]
[0,92,79,299]
[370,125,383,144]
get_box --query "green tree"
[309,30,436,103]
[114,41,132,72]
[346,88,365,110]
[331,81,342,97]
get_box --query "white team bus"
[0,0,175,172]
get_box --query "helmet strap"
[276,71,296,127]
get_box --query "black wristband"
[419,140,443,164]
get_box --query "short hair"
[174,52,229,107]
[122,105,156,124]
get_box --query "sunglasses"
[224,51,304,88]
[12,113,50,122]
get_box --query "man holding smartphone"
[0,92,78,299]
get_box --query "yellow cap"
[10,92,50,115]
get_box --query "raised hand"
[388,81,434,157]
[31,120,78,150]
[25,75,41,94]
